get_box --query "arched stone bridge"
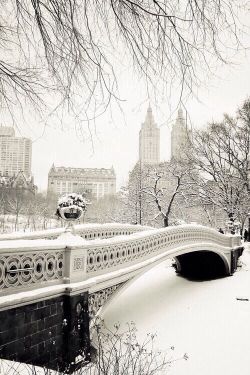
[0,224,243,372]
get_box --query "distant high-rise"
[139,105,160,164]
[0,126,32,178]
[171,108,190,161]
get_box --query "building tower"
[0,126,32,178]
[171,108,190,161]
[139,105,160,164]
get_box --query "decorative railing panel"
[88,283,125,318]
[0,250,64,291]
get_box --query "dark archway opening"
[175,251,228,280]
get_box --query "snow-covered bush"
[56,193,87,220]
[0,319,186,374]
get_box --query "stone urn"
[56,193,87,231]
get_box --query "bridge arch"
[94,245,232,319]
[174,249,230,280]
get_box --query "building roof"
[0,126,15,137]
[141,105,157,129]
[49,165,116,177]
[0,171,37,193]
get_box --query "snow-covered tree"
[190,98,250,229]
[141,162,196,227]
[122,163,149,225]
[126,161,198,227]
[5,188,31,231]
[84,195,122,224]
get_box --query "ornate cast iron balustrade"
[88,283,125,319]
[86,226,239,275]
[0,250,64,291]
[0,225,241,294]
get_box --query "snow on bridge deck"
[0,223,153,241]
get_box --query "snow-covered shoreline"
[103,244,250,375]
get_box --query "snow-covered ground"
[102,245,250,375]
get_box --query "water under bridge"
[0,223,243,372]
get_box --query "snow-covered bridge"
[0,224,243,372]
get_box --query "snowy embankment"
[103,244,250,375]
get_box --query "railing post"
[231,235,241,248]
[63,245,87,284]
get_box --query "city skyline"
[3,49,249,193]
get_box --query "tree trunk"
[15,214,19,232]
[163,216,169,227]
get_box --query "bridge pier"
[0,292,90,373]
[230,246,244,274]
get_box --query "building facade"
[47,165,116,199]
[0,126,32,178]
[139,105,160,164]
[171,108,190,161]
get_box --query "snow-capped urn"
[56,193,87,221]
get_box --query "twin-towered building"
[139,105,190,165]
[128,105,193,225]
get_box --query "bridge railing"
[84,225,241,277]
[0,223,153,241]
[0,240,66,294]
[0,225,241,296]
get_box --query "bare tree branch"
[0,0,244,126]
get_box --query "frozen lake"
[102,248,250,375]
